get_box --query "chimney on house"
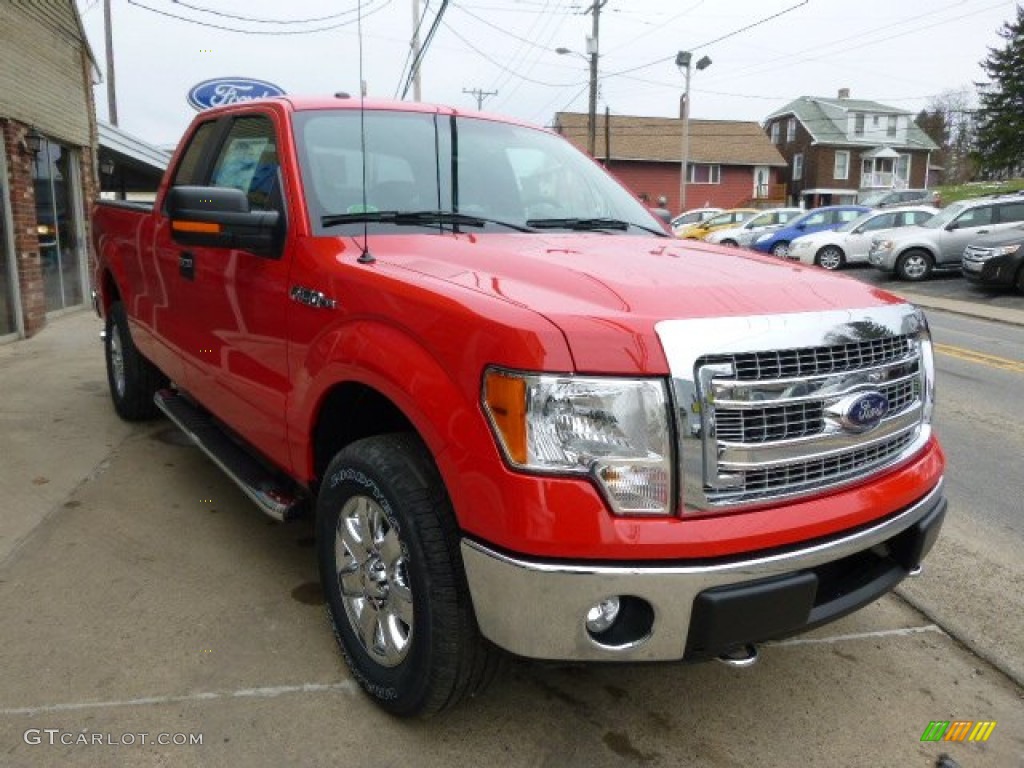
[838,88,850,100]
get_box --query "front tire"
[316,434,499,717]
[815,245,845,270]
[897,249,933,281]
[104,301,167,420]
[772,241,790,258]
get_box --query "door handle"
[179,251,195,280]
[977,230,989,235]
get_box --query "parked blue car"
[751,205,871,258]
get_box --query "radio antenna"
[356,0,374,264]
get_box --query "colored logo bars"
[920,721,997,742]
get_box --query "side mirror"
[796,222,807,230]
[945,221,959,231]
[166,186,282,258]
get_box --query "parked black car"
[962,223,1024,293]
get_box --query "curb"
[894,292,1024,327]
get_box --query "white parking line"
[0,681,356,718]
[767,624,945,648]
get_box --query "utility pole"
[411,0,422,101]
[104,0,118,125]
[463,88,498,110]
[585,0,605,157]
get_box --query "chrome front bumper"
[462,479,944,662]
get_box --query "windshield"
[857,191,889,207]
[836,211,876,233]
[746,211,779,229]
[921,201,968,229]
[293,109,665,236]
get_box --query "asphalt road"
[1,311,1022,768]
[845,263,1024,312]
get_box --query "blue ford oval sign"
[187,77,286,111]
[828,391,890,433]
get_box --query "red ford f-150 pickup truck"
[92,97,946,717]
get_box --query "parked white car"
[790,206,938,270]
[705,207,803,247]
[670,206,722,237]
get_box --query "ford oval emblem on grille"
[827,391,890,433]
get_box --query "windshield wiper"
[321,209,533,232]
[525,217,667,236]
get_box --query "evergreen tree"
[976,5,1024,177]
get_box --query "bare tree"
[915,88,978,183]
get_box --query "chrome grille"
[656,305,933,512]
[715,402,823,443]
[738,433,915,498]
[721,335,914,381]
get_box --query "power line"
[402,0,450,99]
[168,0,364,24]
[441,19,583,87]
[125,0,394,34]
[601,0,809,80]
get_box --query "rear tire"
[316,433,500,717]
[104,301,167,421]
[815,245,845,270]
[720,239,738,247]
[896,249,933,281]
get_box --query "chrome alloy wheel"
[817,246,843,270]
[109,323,126,398]
[335,495,413,667]
[901,253,929,280]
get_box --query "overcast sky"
[76,0,1019,146]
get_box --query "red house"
[553,111,787,215]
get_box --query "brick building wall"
[605,160,776,214]
[0,1,97,339]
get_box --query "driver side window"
[209,116,281,212]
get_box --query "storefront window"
[33,137,84,312]
[0,189,16,336]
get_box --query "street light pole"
[675,51,711,214]
[677,53,691,213]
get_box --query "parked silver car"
[868,195,1024,280]
[704,207,803,247]
[790,206,937,270]
[858,188,940,208]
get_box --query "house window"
[793,153,804,181]
[687,164,721,184]
[887,115,898,137]
[771,122,780,144]
[786,118,796,143]
[873,115,880,127]
[834,151,850,180]
[854,113,865,136]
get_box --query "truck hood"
[385,232,904,374]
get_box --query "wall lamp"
[22,128,43,157]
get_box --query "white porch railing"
[860,172,895,188]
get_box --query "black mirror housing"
[167,186,282,258]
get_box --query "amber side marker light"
[483,370,527,464]
[172,220,221,234]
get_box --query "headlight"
[993,244,1021,257]
[875,240,894,252]
[791,240,809,250]
[755,233,772,243]
[483,369,673,515]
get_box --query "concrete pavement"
[1,307,1022,766]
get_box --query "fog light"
[585,597,621,634]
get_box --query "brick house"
[0,1,99,340]
[553,112,787,215]
[763,90,939,209]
